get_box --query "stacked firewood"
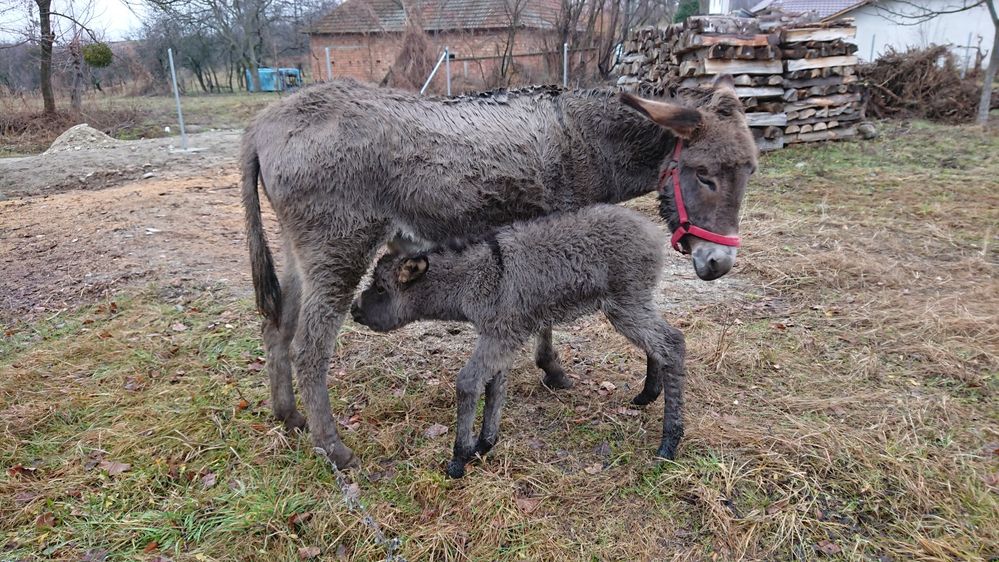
[780,20,862,143]
[614,15,864,150]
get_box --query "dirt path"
[0,131,753,324]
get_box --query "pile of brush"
[861,45,982,123]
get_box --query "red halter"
[658,141,741,254]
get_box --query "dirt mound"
[44,123,120,154]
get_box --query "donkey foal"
[351,205,686,478]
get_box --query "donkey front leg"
[291,224,386,469]
[536,327,572,390]
[475,370,508,457]
[447,338,513,478]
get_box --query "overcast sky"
[1,0,146,42]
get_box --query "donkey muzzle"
[691,242,737,281]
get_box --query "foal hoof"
[655,444,677,461]
[282,411,308,433]
[631,390,659,406]
[475,437,497,456]
[542,370,574,390]
[445,459,467,479]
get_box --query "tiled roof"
[751,0,869,20]
[309,0,562,34]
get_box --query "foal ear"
[712,74,735,92]
[397,256,428,285]
[620,92,703,138]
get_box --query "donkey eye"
[375,285,386,295]
[696,173,717,190]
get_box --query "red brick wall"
[308,29,562,92]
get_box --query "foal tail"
[241,140,282,324]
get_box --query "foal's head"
[621,77,757,280]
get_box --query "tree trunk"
[36,0,55,114]
[977,0,998,125]
[70,37,84,112]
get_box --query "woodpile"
[614,15,863,151]
[779,20,862,144]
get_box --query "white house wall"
[850,0,994,70]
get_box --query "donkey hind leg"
[291,223,387,470]
[262,247,306,431]
[475,370,508,457]
[447,338,514,479]
[631,356,664,406]
[536,327,572,390]
[603,298,686,460]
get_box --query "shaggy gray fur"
[241,78,754,469]
[351,205,685,478]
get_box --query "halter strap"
[657,141,741,254]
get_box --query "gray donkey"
[242,77,756,469]
[350,205,682,478]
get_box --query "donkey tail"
[241,141,282,324]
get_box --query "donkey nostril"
[708,257,719,270]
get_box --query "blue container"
[245,67,302,92]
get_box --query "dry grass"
[1,120,997,561]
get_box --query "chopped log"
[798,108,817,119]
[782,89,799,102]
[680,58,784,76]
[757,101,785,113]
[813,122,828,131]
[800,124,814,133]
[785,124,800,134]
[786,113,860,126]
[782,75,858,88]
[786,55,859,71]
[733,74,753,86]
[785,126,857,143]
[734,86,785,98]
[761,125,782,139]
[784,93,862,111]
[783,27,856,43]
[745,112,788,126]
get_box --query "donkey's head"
[621,77,757,281]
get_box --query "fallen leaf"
[583,462,603,475]
[599,381,616,392]
[170,323,188,332]
[35,512,55,528]
[143,541,159,553]
[99,460,131,476]
[616,407,640,417]
[288,512,313,528]
[201,471,217,489]
[81,549,109,562]
[247,359,265,372]
[236,399,250,411]
[424,423,449,439]
[6,464,38,478]
[816,540,841,555]
[14,491,40,505]
[593,441,612,459]
[298,546,321,559]
[98,330,112,339]
[514,496,541,514]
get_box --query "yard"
[1,121,996,560]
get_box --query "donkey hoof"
[282,411,308,433]
[542,371,574,390]
[445,459,467,479]
[475,437,497,456]
[655,444,677,461]
[319,442,360,470]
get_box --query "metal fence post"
[445,47,451,96]
[421,49,449,95]
[325,47,333,81]
[563,42,569,87]
[167,48,188,150]
[868,34,876,62]
[962,32,973,78]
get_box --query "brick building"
[307,0,565,92]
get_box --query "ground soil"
[0,129,749,325]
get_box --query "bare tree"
[978,0,998,124]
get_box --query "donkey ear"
[712,74,735,92]
[620,92,702,138]
[397,256,428,285]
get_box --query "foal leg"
[475,370,508,457]
[262,243,306,431]
[603,297,686,460]
[631,357,664,407]
[447,337,514,478]
[536,327,572,390]
[291,223,387,469]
